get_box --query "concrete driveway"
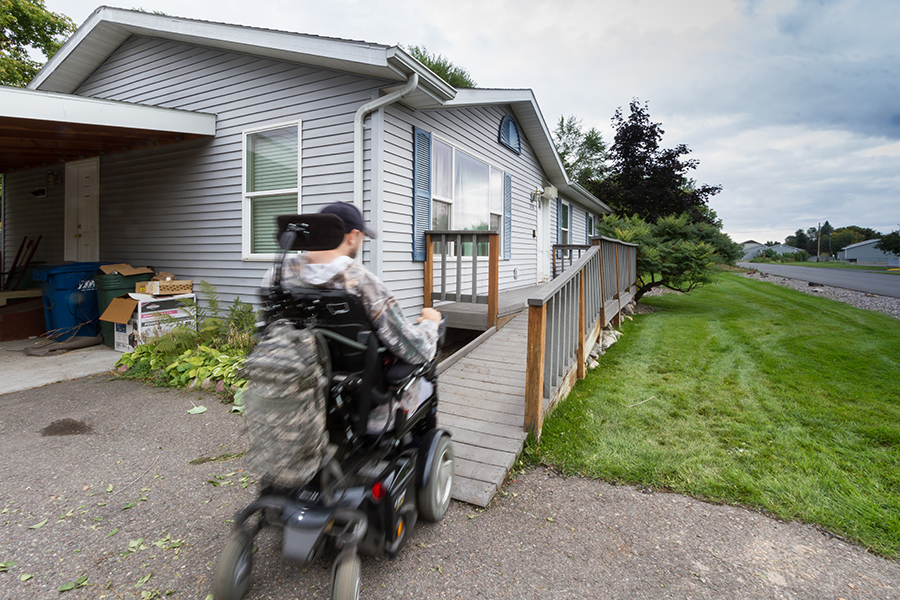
[0,338,120,395]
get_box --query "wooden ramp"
[438,312,529,507]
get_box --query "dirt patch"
[40,418,93,436]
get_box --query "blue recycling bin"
[32,262,102,341]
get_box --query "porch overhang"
[0,86,217,173]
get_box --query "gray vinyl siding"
[382,103,545,307]
[2,168,66,273]
[66,35,388,306]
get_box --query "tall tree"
[1,0,75,86]
[876,230,900,256]
[588,99,722,225]
[785,228,810,250]
[405,45,476,88]
[552,115,608,187]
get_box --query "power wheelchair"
[213,213,454,600]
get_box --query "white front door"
[536,197,551,282]
[64,158,100,262]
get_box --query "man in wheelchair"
[214,203,454,600]
[270,202,442,432]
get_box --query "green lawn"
[530,273,900,557]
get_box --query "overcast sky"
[49,0,900,244]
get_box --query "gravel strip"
[740,270,900,319]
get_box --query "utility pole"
[817,222,822,261]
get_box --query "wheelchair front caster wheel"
[213,529,253,600]
[332,553,361,600]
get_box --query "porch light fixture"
[46,170,60,186]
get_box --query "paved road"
[738,262,900,298]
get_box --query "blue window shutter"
[503,172,512,260]
[412,126,432,262]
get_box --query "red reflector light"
[372,481,386,501]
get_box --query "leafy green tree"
[596,213,740,302]
[405,45,476,88]
[876,230,900,256]
[552,115,608,186]
[785,228,810,250]
[1,0,75,86]
[588,99,721,225]
[830,227,865,254]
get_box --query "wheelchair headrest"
[277,214,346,251]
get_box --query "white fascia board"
[566,182,611,214]
[3,87,216,136]
[384,47,457,101]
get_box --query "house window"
[432,138,504,257]
[557,199,571,260]
[586,213,594,244]
[243,121,300,259]
[498,115,521,155]
[412,126,512,262]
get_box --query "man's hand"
[418,307,442,323]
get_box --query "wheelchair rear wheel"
[417,434,454,522]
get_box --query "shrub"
[115,281,257,404]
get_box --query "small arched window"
[498,115,521,155]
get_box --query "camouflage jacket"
[272,254,439,365]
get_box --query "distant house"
[741,243,799,261]
[838,240,900,266]
[0,7,610,318]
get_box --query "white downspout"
[353,73,419,213]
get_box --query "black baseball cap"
[319,202,377,238]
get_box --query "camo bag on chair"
[243,319,334,489]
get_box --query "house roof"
[0,85,216,172]
[26,6,606,213]
[841,239,880,251]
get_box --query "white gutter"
[353,73,419,212]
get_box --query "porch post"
[424,232,433,309]
[577,267,586,380]
[488,233,499,329]
[525,303,546,438]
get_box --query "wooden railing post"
[525,303,547,438]
[424,232,433,309]
[598,242,607,327]
[613,243,622,327]
[577,268,586,380]
[488,233,499,329]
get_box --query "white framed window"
[559,200,570,245]
[431,137,504,257]
[242,121,301,260]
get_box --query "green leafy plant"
[115,281,256,403]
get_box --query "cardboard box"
[99,293,196,352]
[134,280,193,295]
[99,264,155,276]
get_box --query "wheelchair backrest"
[261,285,376,374]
